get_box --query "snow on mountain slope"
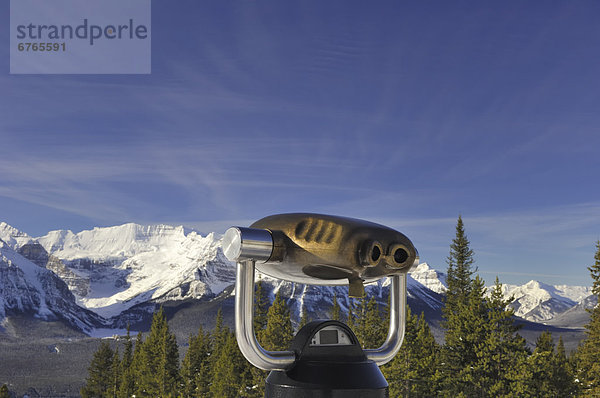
[37,223,189,260]
[553,285,592,303]
[409,263,447,294]
[0,239,102,331]
[546,294,597,328]
[500,280,580,323]
[0,222,34,250]
[36,224,234,318]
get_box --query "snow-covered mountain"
[34,223,234,318]
[0,238,103,332]
[497,280,592,323]
[0,221,594,334]
[0,222,35,249]
[410,262,447,294]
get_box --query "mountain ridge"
[0,221,594,335]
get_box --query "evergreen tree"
[118,325,135,398]
[350,296,366,345]
[260,290,293,351]
[111,348,121,398]
[161,330,181,395]
[247,291,294,397]
[526,332,559,396]
[363,296,386,348]
[536,331,554,352]
[444,215,475,307]
[133,324,160,396]
[351,295,386,349]
[127,331,144,396]
[211,308,228,360]
[473,277,528,396]
[383,307,440,397]
[384,305,418,397]
[133,307,180,397]
[209,330,251,398]
[504,351,531,397]
[81,341,115,398]
[181,325,211,397]
[576,240,600,396]
[554,336,577,397]
[248,304,269,398]
[508,331,576,397]
[209,308,240,394]
[441,216,481,396]
[0,384,10,398]
[440,218,528,397]
[445,275,489,397]
[331,294,341,321]
[254,278,269,332]
[351,296,366,347]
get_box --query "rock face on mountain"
[0,239,103,332]
[17,242,49,268]
[0,221,594,335]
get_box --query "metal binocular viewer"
[223,213,419,397]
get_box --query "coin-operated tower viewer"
[223,213,419,397]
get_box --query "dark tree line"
[82,218,600,397]
[81,286,294,398]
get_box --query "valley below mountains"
[0,221,594,396]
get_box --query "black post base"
[264,320,389,398]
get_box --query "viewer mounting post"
[223,213,418,397]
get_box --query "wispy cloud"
[0,131,388,224]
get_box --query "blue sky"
[1,1,599,285]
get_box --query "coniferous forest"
[78,217,600,397]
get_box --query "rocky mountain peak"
[0,222,34,250]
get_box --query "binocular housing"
[223,213,419,297]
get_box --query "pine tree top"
[534,331,554,354]
[444,215,476,309]
[590,240,600,297]
[446,215,475,268]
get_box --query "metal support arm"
[235,259,406,369]
[235,260,296,370]
[364,273,407,366]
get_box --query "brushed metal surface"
[364,273,407,365]
[223,227,273,263]
[250,213,419,288]
[235,260,296,370]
